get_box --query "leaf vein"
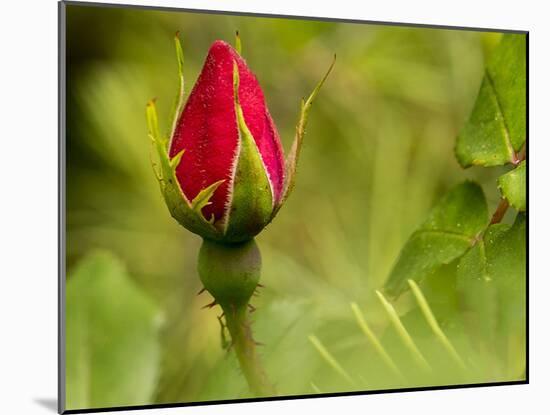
[477,239,490,281]
[416,229,473,243]
[485,69,515,162]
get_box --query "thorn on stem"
[254,341,265,346]
[248,304,256,313]
[197,287,206,296]
[201,300,218,309]
[257,283,265,288]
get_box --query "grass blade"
[308,335,355,386]
[375,290,431,372]
[407,280,467,371]
[310,382,321,394]
[351,303,405,381]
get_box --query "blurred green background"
[65,3,522,411]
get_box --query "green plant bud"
[197,238,261,308]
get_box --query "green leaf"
[384,181,488,297]
[498,160,526,211]
[491,214,527,378]
[457,214,526,375]
[487,214,526,332]
[456,34,526,167]
[66,251,161,410]
[456,224,509,349]
[408,280,467,371]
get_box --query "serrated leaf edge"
[497,160,526,212]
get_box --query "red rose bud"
[170,40,285,237]
[147,34,334,243]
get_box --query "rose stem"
[222,303,276,396]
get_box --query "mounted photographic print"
[59,1,528,413]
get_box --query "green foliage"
[379,32,526,384]
[65,4,526,405]
[456,224,509,344]
[387,33,526,301]
[66,251,161,410]
[198,298,320,399]
[456,34,526,167]
[384,181,488,297]
[457,214,526,376]
[309,285,487,391]
[487,214,526,333]
[498,160,526,211]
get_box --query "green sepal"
[235,30,242,55]
[273,54,336,218]
[146,99,224,240]
[168,32,185,146]
[191,179,226,224]
[498,160,526,211]
[146,98,161,145]
[223,63,274,242]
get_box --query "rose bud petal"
[169,40,284,241]
[147,34,334,244]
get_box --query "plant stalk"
[223,303,276,396]
[197,238,276,397]
[490,198,509,225]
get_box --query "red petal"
[170,40,285,223]
[233,52,285,205]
